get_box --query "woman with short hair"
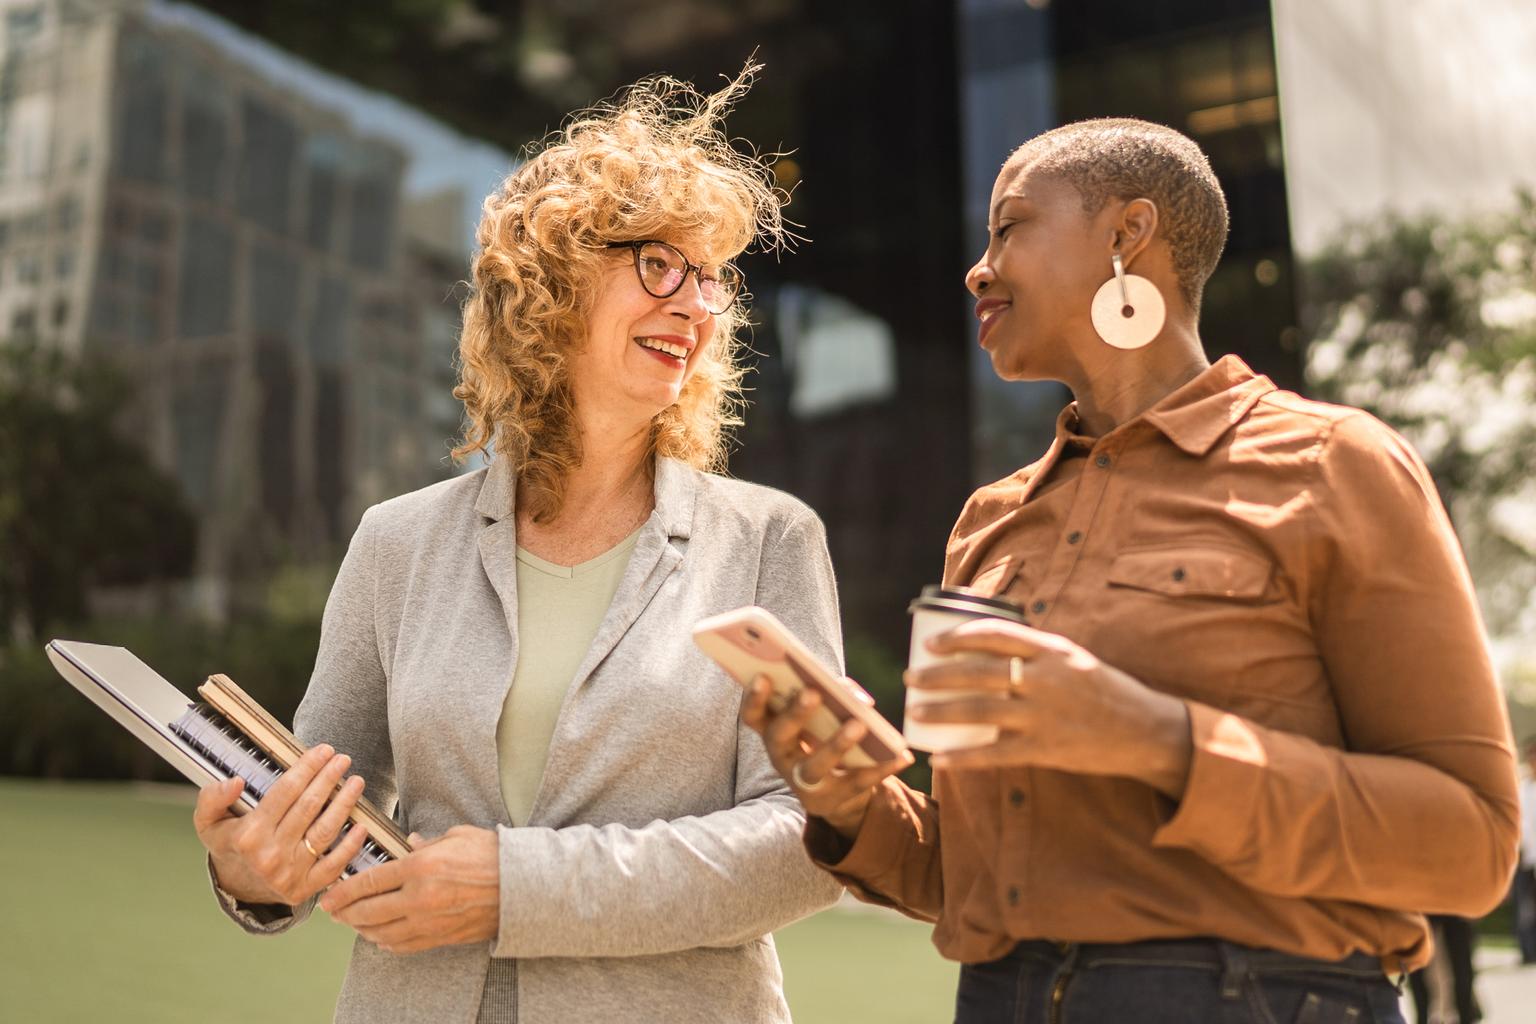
[193,68,843,1023]
[746,117,1519,1024]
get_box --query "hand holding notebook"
[195,741,371,905]
[45,640,412,910]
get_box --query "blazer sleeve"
[210,506,394,934]
[489,508,845,958]
[1150,412,1521,915]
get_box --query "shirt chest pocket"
[1106,546,1275,602]
[968,554,1023,598]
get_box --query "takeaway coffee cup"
[905,585,1028,752]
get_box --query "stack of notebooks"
[46,640,411,874]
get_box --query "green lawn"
[0,778,956,1022]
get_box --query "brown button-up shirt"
[808,356,1519,973]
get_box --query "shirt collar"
[1055,354,1277,458]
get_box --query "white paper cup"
[904,586,1027,752]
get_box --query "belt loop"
[1216,942,1248,1001]
[1057,942,1080,972]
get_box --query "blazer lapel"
[475,456,520,651]
[563,457,695,693]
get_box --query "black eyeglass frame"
[604,240,744,315]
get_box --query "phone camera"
[744,627,761,642]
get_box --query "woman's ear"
[1113,198,1160,270]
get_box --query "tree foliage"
[0,340,198,638]
[1301,190,1536,695]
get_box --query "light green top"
[497,527,642,826]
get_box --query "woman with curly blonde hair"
[193,67,844,1023]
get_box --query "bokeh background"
[2,1,1534,1021]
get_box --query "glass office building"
[6,0,1532,661]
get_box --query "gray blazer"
[216,456,845,1022]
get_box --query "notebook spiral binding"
[169,703,391,878]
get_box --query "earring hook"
[1112,252,1130,310]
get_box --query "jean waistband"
[1003,938,1387,982]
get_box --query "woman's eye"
[993,222,1015,239]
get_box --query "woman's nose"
[965,256,994,297]
[665,273,711,322]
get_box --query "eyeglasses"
[605,240,743,315]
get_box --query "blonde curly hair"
[452,64,787,523]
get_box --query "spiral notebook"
[45,639,410,874]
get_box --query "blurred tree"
[0,340,197,639]
[1301,190,1536,699]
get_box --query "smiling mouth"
[977,304,1011,345]
[636,337,690,361]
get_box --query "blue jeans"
[954,938,1406,1024]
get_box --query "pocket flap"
[1107,547,1272,599]
[968,555,1022,598]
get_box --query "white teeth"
[638,338,688,358]
[980,305,1010,323]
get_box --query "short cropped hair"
[453,65,786,522]
[1011,118,1228,307]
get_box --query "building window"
[177,214,234,337]
[114,30,170,183]
[237,96,297,231]
[55,195,80,231]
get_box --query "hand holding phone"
[693,606,910,769]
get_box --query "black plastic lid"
[907,585,1027,623]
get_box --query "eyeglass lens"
[635,242,739,313]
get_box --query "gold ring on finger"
[791,760,827,793]
[1008,656,1026,698]
[303,836,321,859]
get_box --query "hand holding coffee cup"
[902,615,1195,793]
[903,586,1028,752]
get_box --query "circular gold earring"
[1091,253,1165,350]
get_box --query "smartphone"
[693,606,911,768]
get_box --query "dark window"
[304,136,343,251]
[237,97,298,231]
[114,31,169,183]
[54,196,80,231]
[181,78,229,202]
[314,369,347,539]
[348,172,396,270]
[172,361,230,509]
[177,214,234,337]
[307,276,350,366]
[256,340,296,528]
[250,240,299,345]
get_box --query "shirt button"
[1031,600,1046,614]
[1172,567,1186,582]
[1009,788,1025,808]
[1008,886,1020,906]
[1067,531,1082,545]
[1095,454,1111,468]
